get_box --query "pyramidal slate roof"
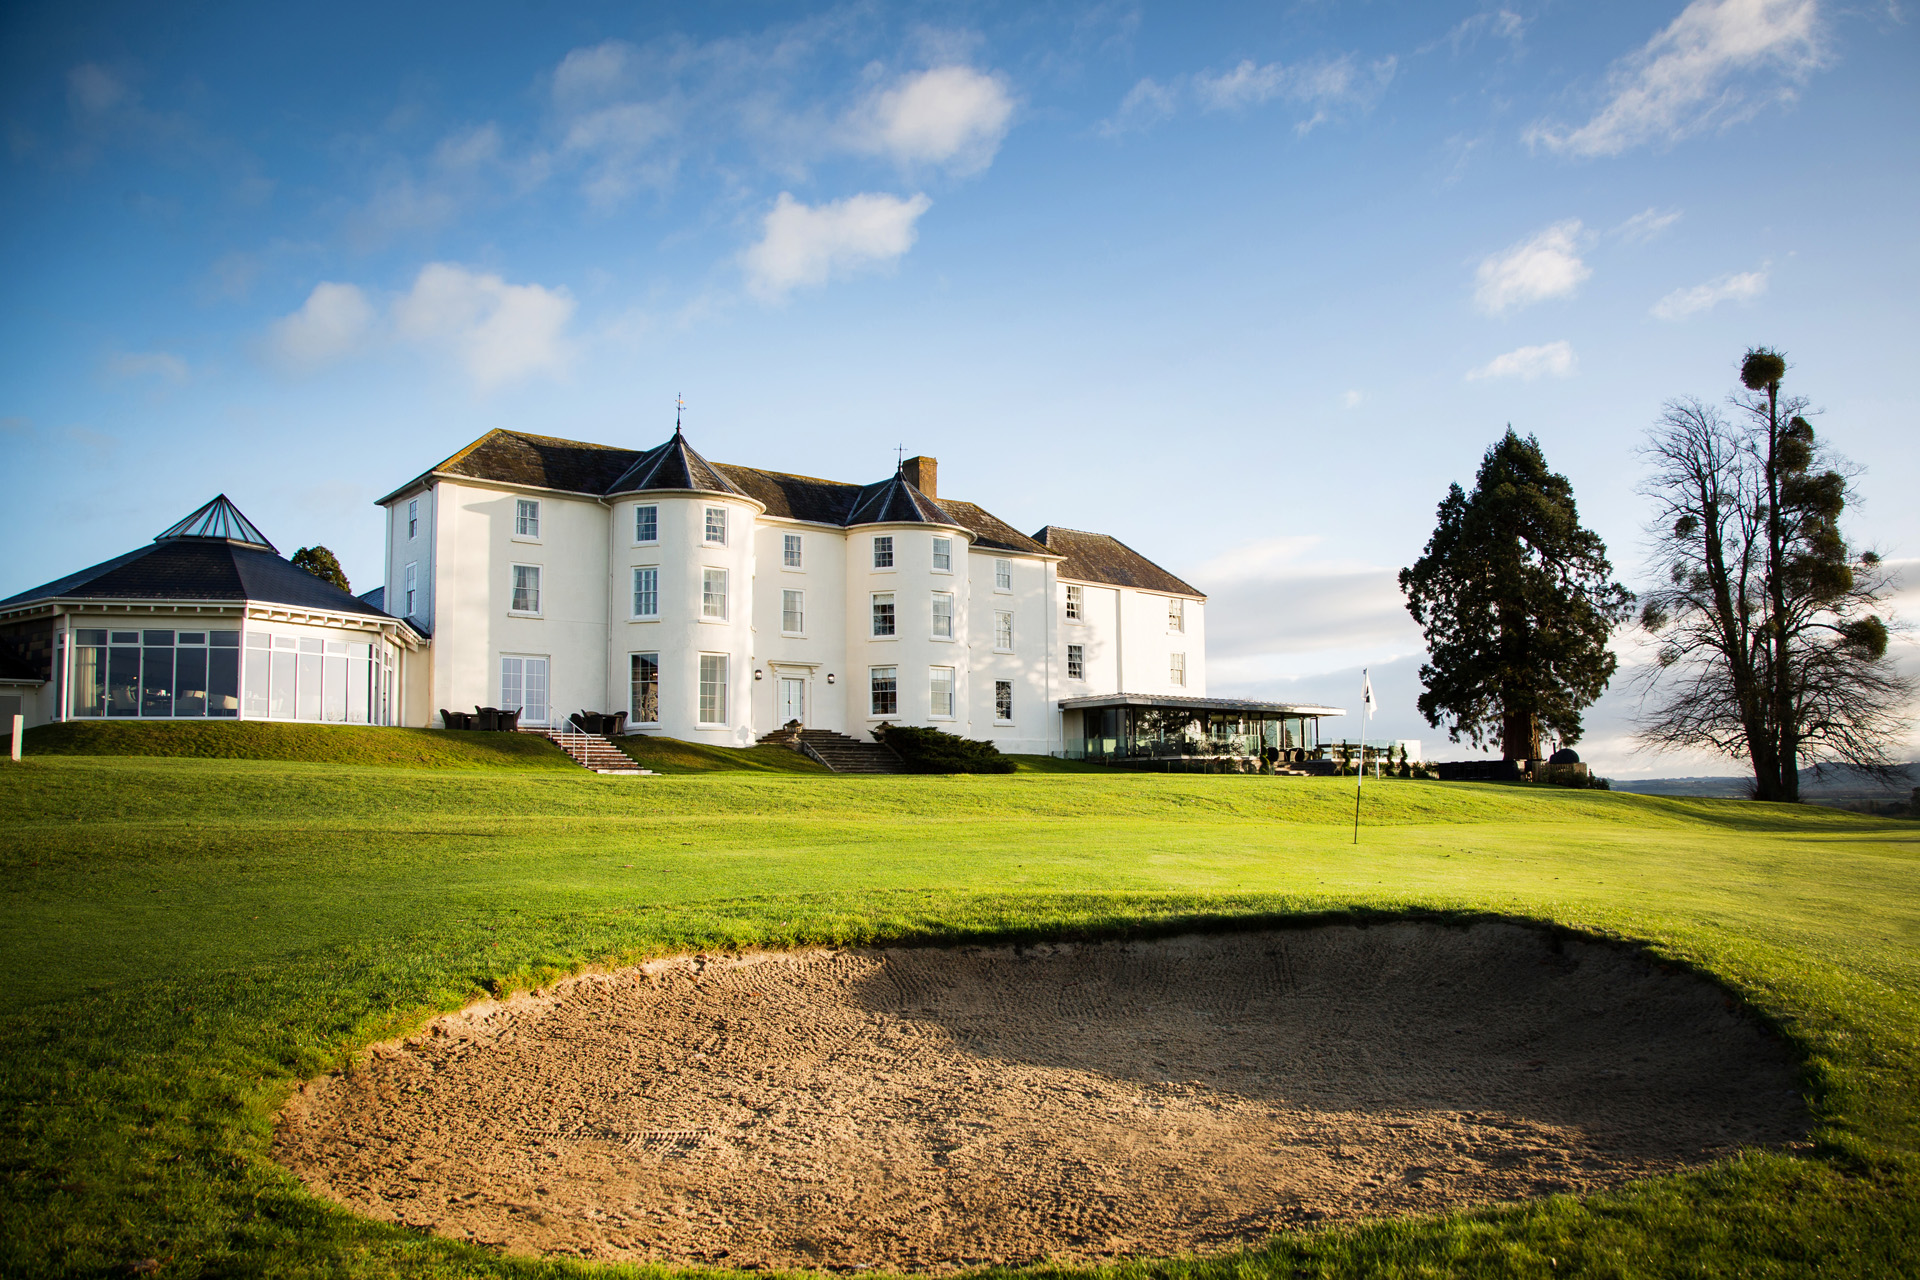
[843,469,955,527]
[606,428,746,498]
[0,498,400,620]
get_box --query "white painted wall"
[384,474,1204,753]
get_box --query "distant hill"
[1615,762,1917,813]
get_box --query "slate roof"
[844,471,955,527]
[606,430,746,498]
[381,430,641,503]
[1,498,400,622]
[1033,526,1204,598]
[938,500,1049,556]
[381,428,1201,583]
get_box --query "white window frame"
[509,564,542,616]
[931,591,955,640]
[930,666,956,719]
[994,679,1014,724]
[994,558,1012,592]
[871,591,896,638]
[1169,597,1185,632]
[994,610,1014,653]
[702,568,729,621]
[1170,652,1187,686]
[630,651,660,725]
[631,566,659,620]
[869,665,898,717]
[514,498,541,540]
[634,504,659,544]
[406,499,418,540]
[783,533,803,569]
[704,506,728,546]
[932,536,952,573]
[698,653,728,725]
[500,653,550,726]
[1067,643,1085,681]
[873,535,894,569]
[403,562,417,617]
[1065,583,1084,621]
[781,588,805,636]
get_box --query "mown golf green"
[2,741,1917,1278]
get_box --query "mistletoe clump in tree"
[1636,348,1911,802]
[290,545,350,593]
[1400,430,1633,761]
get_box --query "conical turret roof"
[844,469,955,527]
[154,494,276,551]
[605,428,746,498]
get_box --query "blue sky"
[4,0,1916,773]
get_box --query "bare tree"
[1636,352,1912,801]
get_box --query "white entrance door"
[778,677,805,726]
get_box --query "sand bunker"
[276,923,1804,1271]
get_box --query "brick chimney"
[901,455,937,498]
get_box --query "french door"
[501,655,550,725]
[779,676,805,726]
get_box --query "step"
[542,731,654,776]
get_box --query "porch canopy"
[1059,692,1345,763]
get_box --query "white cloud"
[266,282,375,372]
[1612,206,1684,243]
[1342,389,1365,409]
[1650,267,1769,319]
[1099,77,1179,136]
[846,66,1014,174]
[1467,340,1578,381]
[742,191,933,301]
[1525,0,1827,157]
[106,350,188,384]
[1103,53,1395,137]
[1473,220,1591,314]
[392,263,577,388]
[67,64,130,117]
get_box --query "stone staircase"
[757,727,906,774]
[541,730,652,775]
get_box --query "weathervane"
[895,443,905,473]
[676,393,684,435]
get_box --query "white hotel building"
[375,426,1211,755]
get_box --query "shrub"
[874,724,1016,774]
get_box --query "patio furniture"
[441,709,473,730]
[474,706,501,731]
[499,707,522,732]
[606,711,626,735]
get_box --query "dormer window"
[515,499,541,539]
[704,506,727,546]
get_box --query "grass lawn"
[1,752,1917,1278]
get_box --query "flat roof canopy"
[1058,692,1345,717]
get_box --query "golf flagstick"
[1353,668,1374,845]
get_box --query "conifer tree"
[1400,430,1632,760]
[290,546,350,594]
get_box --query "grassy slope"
[610,733,828,774]
[0,761,1917,1278]
[22,720,579,769]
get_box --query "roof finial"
[895,443,905,475]
[675,393,684,437]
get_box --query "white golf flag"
[1362,670,1377,721]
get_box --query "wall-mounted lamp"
[826,672,836,684]
[753,668,764,681]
